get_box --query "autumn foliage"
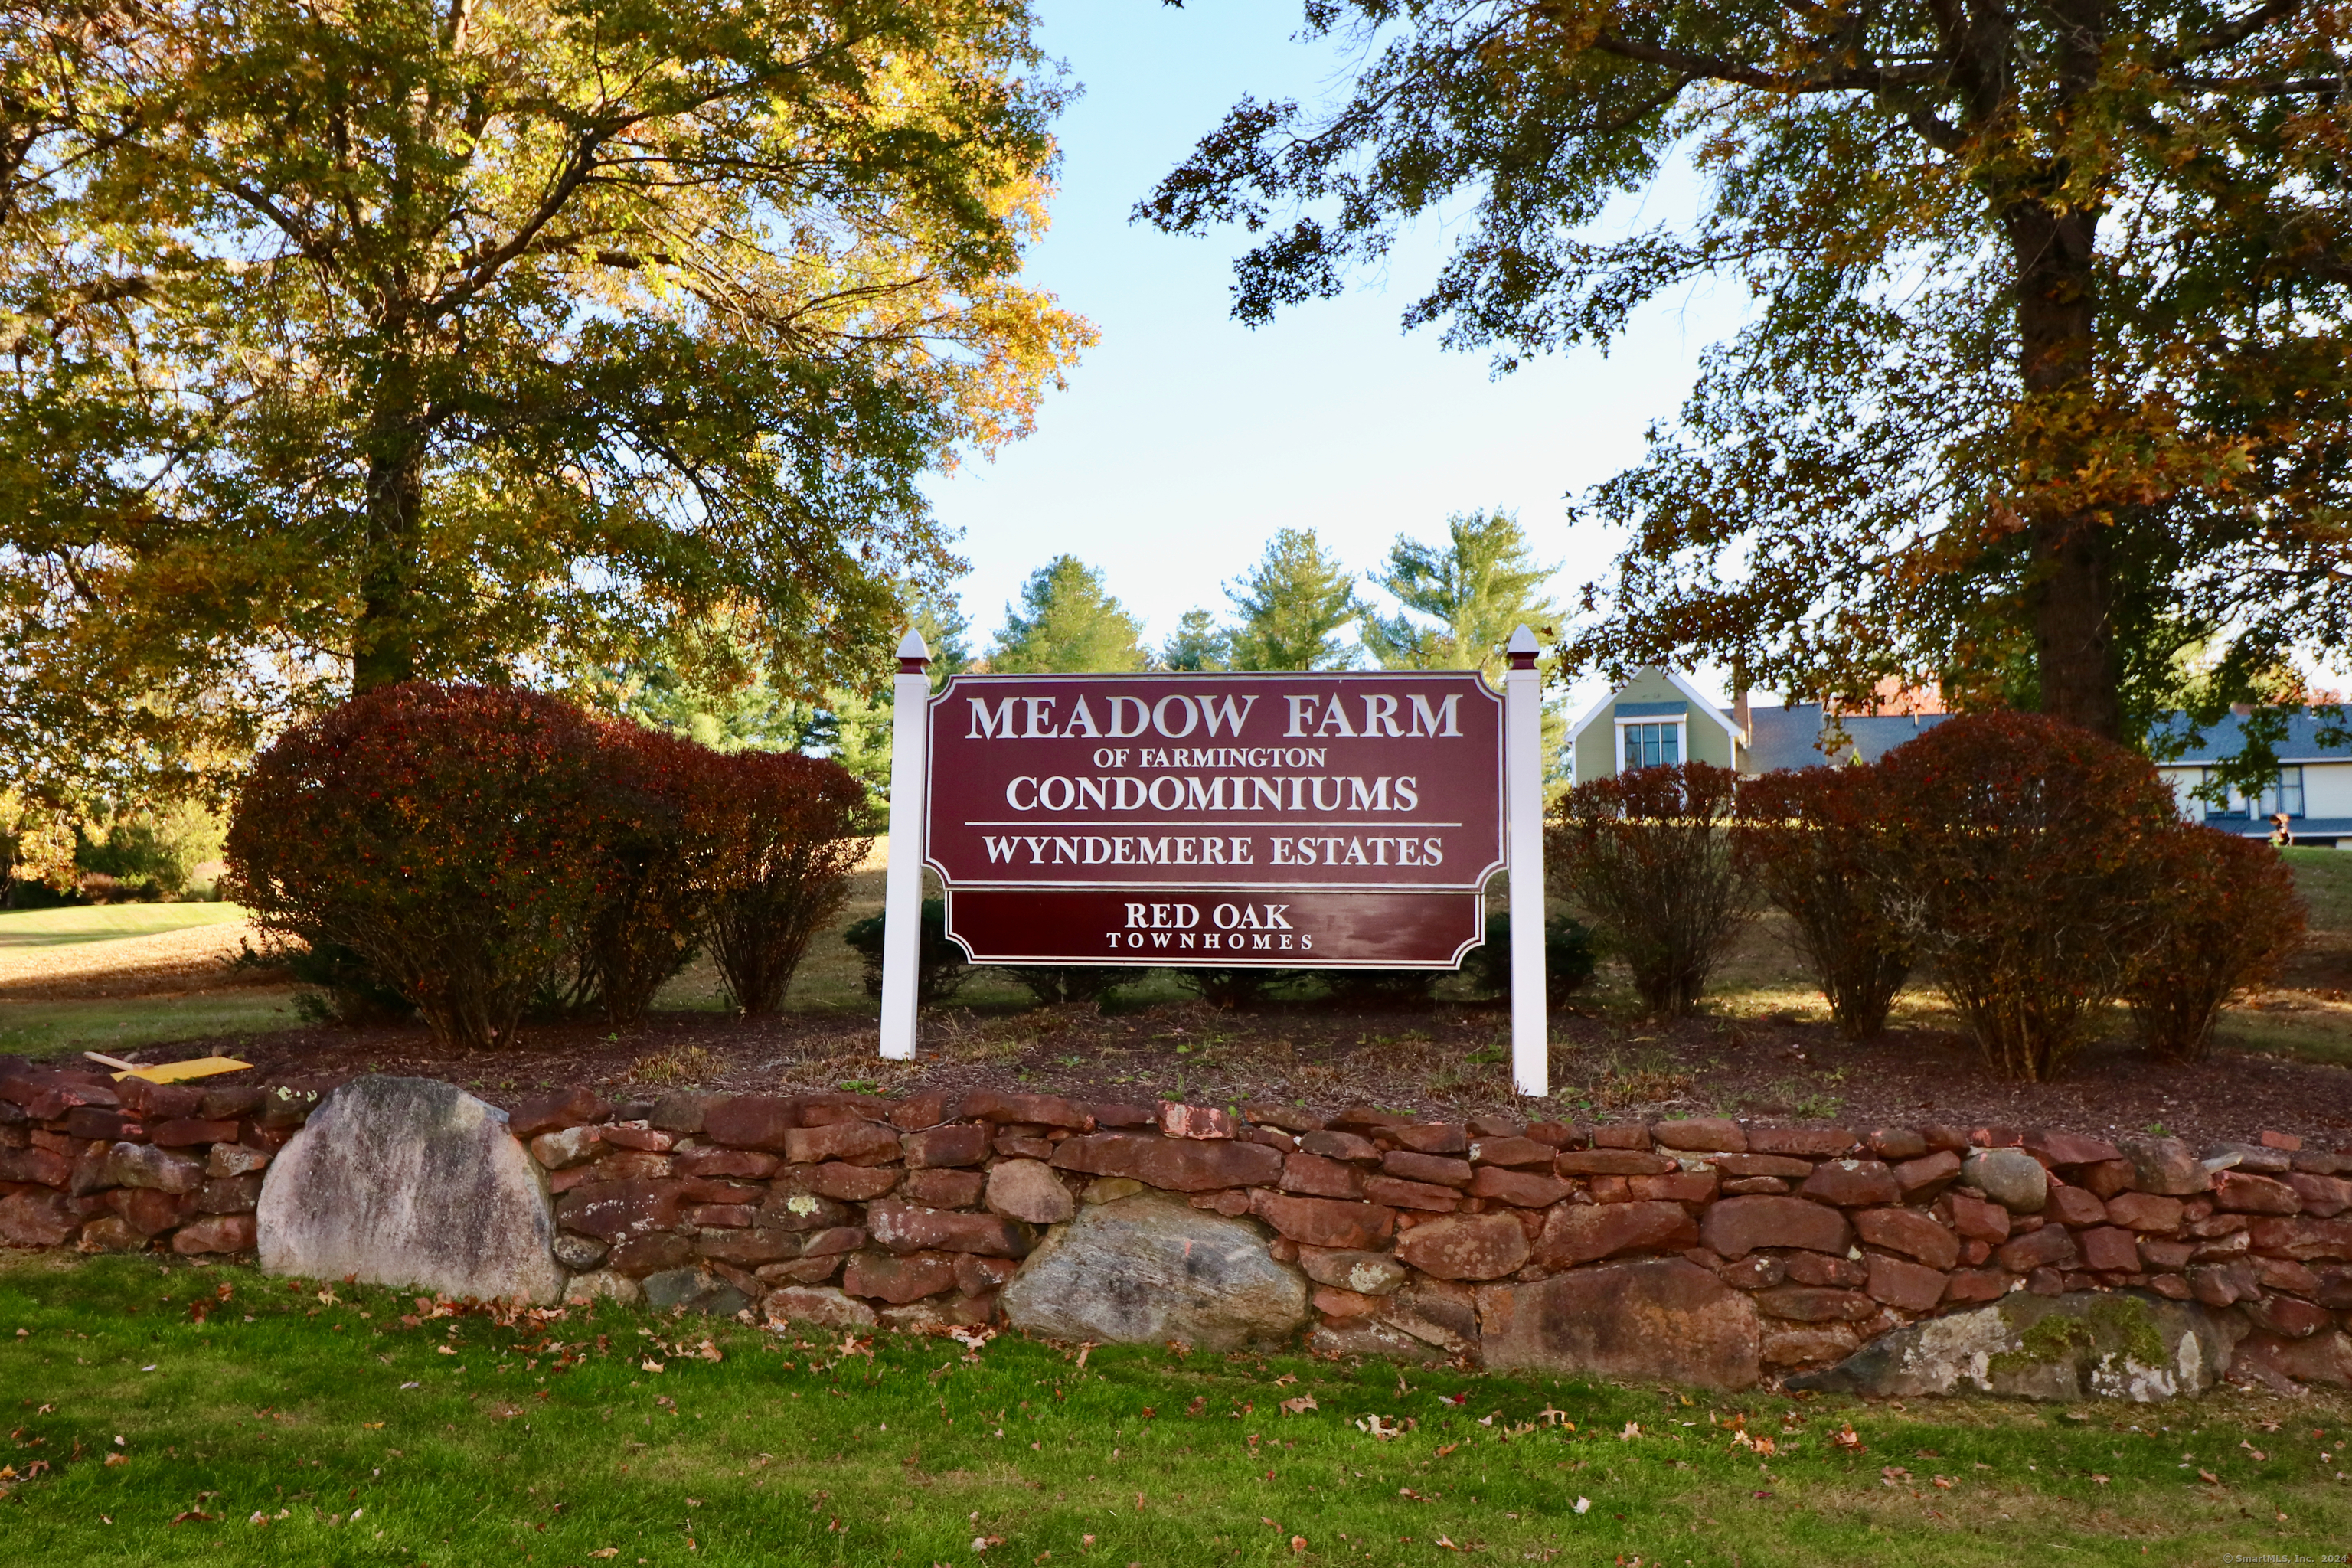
[226,683,871,1047]
[2125,827,2307,1063]
[225,683,617,1050]
[1550,762,1757,1017]
[1735,765,1915,1040]
[1870,711,2183,1082]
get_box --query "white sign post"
[1504,625,1550,1097]
[878,629,932,1061]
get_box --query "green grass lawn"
[0,1254,2345,1566]
[0,902,248,948]
[0,992,300,1061]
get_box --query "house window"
[1620,720,1683,771]
[2201,766,2305,819]
[2261,766,2305,819]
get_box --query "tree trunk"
[352,363,424,693]
[2006,198,2123,742]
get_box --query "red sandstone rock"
[2024,1129,2122,1167]
[2216,1171,2301,1214]
[676,1177,765,1205]
[2249,1216,2352,1260]
[1853,1207,1961,1271]
[1247,1191,1396,1250]
[1479,1257,1762,1389]
[1756,1286,1874,1322]
[758,1189,854,1232]
[0,1146,70,1187]
[1049,1132,1282,1192]
[2260,1257,2322,1295]
[2122,1135,2209,1197]
[509,1087,610,1140]
[1996,1224,2081,1272]
[149,1118,237,1148]
[1555,1148,1677,1177]
[888,1093,949,1131]
[2262,1129,2305,1152]
[2076,1226,2143,1272]
[1382,1150,1473,1188]
[1523,1121,1581,1149]
[1468,1168,1570,1207]
[587,1150,675,1182]
[1724,1177,1789,1194]
[2246,1294,2336,1338]
[780,1119,900,1167]
[1713,1152,1815,1179]
[900,1168,985,1208]
[1784,1251,1867,1288]
[1388,1123,1466,1155]
[1746,1126,1857,1158]
[2102,1191,2184,1232]
[795,1162,900,1201]
[0,1191,74,1246]
[2140,1236,2196,1269]
[1718,1254,1785,1289]
[171,1214,255,1254]
[865,1200,1027,1257]
[956,1090,1091,1129]
[1591,1123,1651,1148]
[2047,1185,2109,1227]
[557,1179,688,1242]
[1279,1152,1366,1199]
[598,1125,673,1152]
[1628,1171,1718,1204]
[1298,1129,1379,1163]
[1799,1159,1900,1207]
[1950,1193,2011,1243]
[899,1123,988,1168]
[703,1096,799,1150]
[1363,1175,1461,1212]
[674,1147,779,1180]
[1158,1101,1235,1139]
[1652,1118,1746,1152]
[695,1228,802,1265]
[1761,1321,1863,1367]
[1700,1195,1852,1257]
[1394,1213,1530,1282]
[842,1249,957,1303]
[1942,1268,2009,1304]
[2288,1173,2352,1218]
[1468,1135,1557,1168]
[2080,1158,2136,1199]
[1865,1254,1949,1312]
[1534,1200,1699,1267]
[195,1174,262,1215]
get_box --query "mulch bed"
[109,990,2352,1152]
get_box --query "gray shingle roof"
[1743,704,1950,773]
[2148,709,2352,764]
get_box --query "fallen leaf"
[2199,1469,2220,1485]
[1619,1422,1642,1441]
[1290,1537,1307,1554]
[103,1453,126,1468]
[1831,1424,1865,1452]
[642,1361,665,1374]
[1279,1395,1318,1416]
[590,1550,619,1560]
[1573,1498,1591,1514]
[168,1511,216,1525]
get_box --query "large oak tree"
[1144,0,2352,748]
[0,0,1088,795]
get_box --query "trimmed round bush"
[695,749,869,1014]
[1550,761,1756,1016]
[1735,765,1914,1040]
[225,682,616,1050]
[2127,826,2307,1062]
[1874,710,2179,1081]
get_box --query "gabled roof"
[2150,708,2352,765]
[1567,667,1743,746]
[1747,705,1951,772]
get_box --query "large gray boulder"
[1787,1291,2239,1401]
[257,1076,564,1304]
[1001,1190,1307,1350]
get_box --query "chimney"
[1732,660,1751,738]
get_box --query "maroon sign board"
[922,671,1503,967]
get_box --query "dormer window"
[1619,719,1684,771]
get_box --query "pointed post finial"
[896,627,930,674]
[1506,624,1540,671]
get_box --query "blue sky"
[922,0,1753,708]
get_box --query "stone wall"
[5,1058,2351,1394]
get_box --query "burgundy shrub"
[1735,765,1915,1040]
[691,750,871,1014]
[2128,826,2308,1062]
